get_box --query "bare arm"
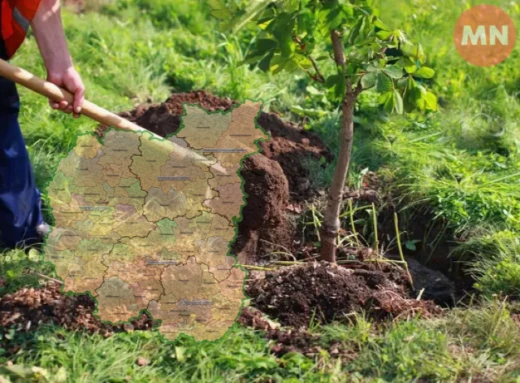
[31,0,85,117]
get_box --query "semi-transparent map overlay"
[44,101,266,341]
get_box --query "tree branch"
[308,55,325,83]
[354,83,364,96]
[293,35,325,83]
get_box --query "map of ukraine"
[44,101,266,341]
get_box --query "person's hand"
[47,67,85,118]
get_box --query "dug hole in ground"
[0,91,458,356]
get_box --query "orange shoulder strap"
[1,0,41,59]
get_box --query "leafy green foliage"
[212,0,437,112]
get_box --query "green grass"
[2,251,520,382]
[2,0,520,381]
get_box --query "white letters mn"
[462,25,509,46]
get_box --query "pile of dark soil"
[0,283,157,339]
[97,90,331,263]
[247,261,441,328]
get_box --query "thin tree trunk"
[320,30,356,262]
[320,95,355,262]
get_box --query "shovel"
[0,59,158,135]
[0,59,224,171]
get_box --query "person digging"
[0,0,84,248]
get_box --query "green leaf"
[231,0,273,32]
[400,57,417,73]
[414,66,435,79]
[396,77,408,89]
[382,65,404,79]
[324,8,344,29]
[404,77,422,111]
[405,242,415,251]
[402,43,426,63]
[255,38,277,54]
[348,17,364,44]
[315,55,330,61]
[297,8,314,34]
[373,17,391,31]
[284,0,300,13]
[208,0,233,20]
[258,51,274,71]
[378,91,394,113]
[293,53,313,70]
[393,89,403,114]
[366,64,379,73]
[257,15,275,30]
[272,56,299,74]
[423,91,438,111]
[240,54,265,65]
[242,38,277,66]
[334,76,347,99]
[279,37,296,57]
[325,74,342,89]
[361,72,377,89]
[358,5,375,16]
[376,72,393,93]
[271,12,297,56]
[405,240,420,251]
[324,4,353,29]
[376,30,393,40]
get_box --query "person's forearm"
[30,0,85,115]
[31,0,72,73]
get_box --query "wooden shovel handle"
[0,59,149,134]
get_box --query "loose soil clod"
[0,283,157,339]
[239,307,338,358]
[246,261,441,328]
[233,154,291,263]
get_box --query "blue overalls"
[0,40,44,248]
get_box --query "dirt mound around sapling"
[246,261,441,328]
[97,90,331,262]
[0,283,157,349]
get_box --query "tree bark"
[319,30,356,263]
[320,95,356,262]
